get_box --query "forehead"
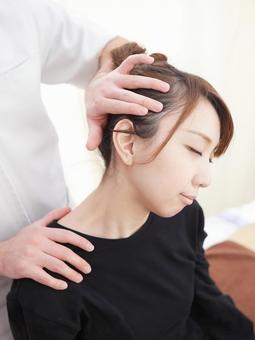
[176,98,221,146]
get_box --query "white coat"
[0,0,115,338]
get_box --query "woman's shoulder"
[7,276,87,333]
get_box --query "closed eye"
[186,146,214,164]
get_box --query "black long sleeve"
[7,201,255,340]
[7,276,84,340]
[7,299,80,340]
[189,205,255,339]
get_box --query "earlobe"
[112,119,136,166]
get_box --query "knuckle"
[125,55,134,63]
[23,246,35,257]
[91,92,105,108]
[61,229,73,242]
[92,96,101,108]
[141,97,150,107]
[29,236,39,246]
[133,80,142,88]
[130,103,141,113]
[16,261,27,276]
[71,254,83,268]
[78,258,88,270]
[116,74,126,86]
[149,79,157,88]
[35,271,46,284]
[52,260,66,273]
[74,236,85,247]
[121,91,130,101]
[28,226,42,238]
[63,248,73,259]
[100,86,110,97]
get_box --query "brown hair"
[98,42,234,169]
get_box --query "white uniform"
[0,0,115,338]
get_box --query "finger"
[40,207,71,227]
[118,74,170,92]
[89,98,148,117]
[117,54,154,74]
[29,267,68,290]
[42,253,84,284]
[45,241,91,274]
[46,228,95,253]
[86,119,104,151]
[111,89,163,112]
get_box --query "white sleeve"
[27,0,117,88]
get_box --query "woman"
[7,43,255,339]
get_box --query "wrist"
[98,59,114,74]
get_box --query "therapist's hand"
[85,53,170,150]
[0,208,94,290]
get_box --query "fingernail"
[76,275,83,283]
[85,143,91,151]
[162,83,170,92]
[84,266,91,274]
[140,108,148,115]
[88,244,94,251]
[61,282,68,289]
[154,103,163,112]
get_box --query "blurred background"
[42,0,255,218]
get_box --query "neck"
[60,172,150,239]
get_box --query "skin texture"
[59,97,221,240]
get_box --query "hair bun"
[111,42,146,68]
[150,53,168,63]
[111,43,168,69]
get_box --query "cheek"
[129,151,189,205]
[155,147,192,186]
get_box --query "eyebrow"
[184,129,213,144]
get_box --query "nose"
[192,163,212,188]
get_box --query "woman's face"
[127,97,221,217]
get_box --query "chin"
[156,205,184,218]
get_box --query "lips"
[180,193,196,205]
[181,193,196,200]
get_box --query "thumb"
[86,121,103,151]
[40,207,71,227]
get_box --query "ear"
[112,119,136,166]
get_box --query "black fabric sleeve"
[7,278,86,340]
[7,299,79,340]
[190,203,255,340]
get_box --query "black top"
[7,201,255,340]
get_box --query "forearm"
[98,36,130,72]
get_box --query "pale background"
[42,0,255,217]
